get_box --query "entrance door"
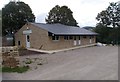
[74,36,77,46]
[26,35,30,48]
[90,36,92,43]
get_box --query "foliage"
[0,66,2,72]
[96,2,120,28]
[95,2,120,45]
[94,23,120,44]
[25,58,33,64]
[0,10,2,36]
[0,10,1,20]
[2,66,29,73]
[2,1,35,35]
[46,5,78,27]
[94,23,113,44]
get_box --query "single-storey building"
[15,22,98,50]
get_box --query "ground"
[2,46,118,80]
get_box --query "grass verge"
[2,66,29,73]
[0,67,2,72]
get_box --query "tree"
[96,2,120,28]
[2,1,35,35]
[94,23,112,44]
[95,2,120,45]
[46,5,78,26]
[0,10,2,36]
[0,10,1,26]
[0,10,1,19]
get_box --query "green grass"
[0,67,2,72]
[2,66,29,73]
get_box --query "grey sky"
[0,0,119,27]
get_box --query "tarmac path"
[2,46,118,80]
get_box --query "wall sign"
[23,30,32,35]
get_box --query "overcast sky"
[0,0,119,27]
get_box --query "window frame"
[74,36,76,40]
[64,36,69,40]
[69,36,73,40]
[78,36,81,40]
[18,41,20,46]
[83,36,87,38]
[27,35,30,42]
[52,35,59,41]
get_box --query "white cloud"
[36,13,47,23]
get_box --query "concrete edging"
[27,43,97,54]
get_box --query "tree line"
[2,1,78,36]
[95,2,120,45]
[2,1,120,45]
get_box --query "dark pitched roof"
[31,23,98,35]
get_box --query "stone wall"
[2,46,19,68]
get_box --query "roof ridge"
[30,22,79,27]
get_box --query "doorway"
[26,35,30,48]
[74,36,77,46]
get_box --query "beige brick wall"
[15,25,26,48]
[15,23,96,50]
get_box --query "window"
[83,36,87,38]
[56,36,59,40]
[92,36,94,38]
[69,36,73,40]
[64,36,69,40]
[74,36,76,40]
[48,32,52,36]
[90,36,92,39]
[78,36,81,40]
[18,41,20,46]
[90,36,94,39]
[52,35,59,41]
[27,35,30,42]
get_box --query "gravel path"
[2,46,118,80]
